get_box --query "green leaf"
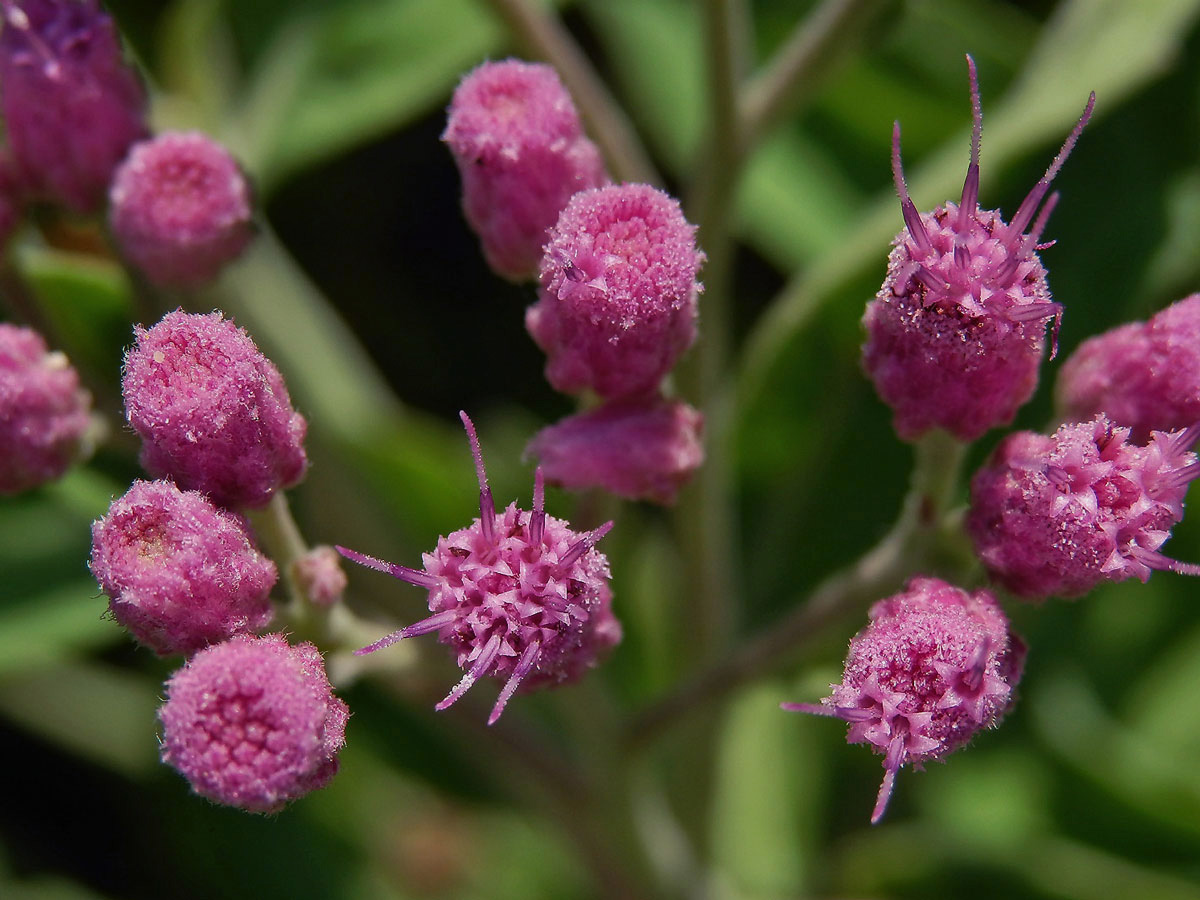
[0,582,120,677]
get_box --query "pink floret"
[159,633,348,813]
[0,322,91,494]
[109,132,254,288]
[89,479,277,655]
[443,59,607,281]
[527,183,703,399]
[527,395,703,504]
[292,545,347,607]
[122,309,308,509]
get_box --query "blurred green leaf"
[0,582,118,676]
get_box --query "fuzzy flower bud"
[1056,295,1200,443]
[0,0,147,213]
[526,395,703,504]
[159,633,348,813]
[784,576,1023,823]
[292,545,347,607]
[527,183,703,399]
[338,412,617,725]
[442,59,607,281]
[0,322,91,494]
[89,479,276,655]
[863,56,1093,441]
[109,132,254,288]
[122,310,308,509]
[967,415,1200,599]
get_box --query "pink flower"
[292,545,347,607]
[338,412,617,724]
[442,59,607,281]
[159,634,348,813]
[784,576,1023,823]
[863,56,1094,441]
[527,183,703,399]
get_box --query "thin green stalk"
[247,491,310,612]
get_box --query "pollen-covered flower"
[443,59,607,281]
[526,183,703,399]
[1056,295,1200,443]
[0,322,91,494]
[159,633,348,813]
[122,310,308,509]
[967,415,1200,599]
[338,412,616,724]
[109,132,254,288]
[784,576,1023,823]
[863,56,1094,442]
[0,0,147,213]
[89,479,277,655]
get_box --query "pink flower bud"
[89,479,276,655]
[292,545,347,607]
[443,59,607,281]
[159,633,348,813]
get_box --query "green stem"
[247,492,310,613]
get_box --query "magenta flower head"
[0,0,147,213]
[784,576,1023,823]
[863,56,1094,442]
[159,633,348,813]
[526,395,704,504]
[442,59,607,281]
[526,183,703,399]
[89,479,277,655]
[122,309,308,509]
[0,322,91,494]
[1056,295,1200,443]
[109,132,254,289]
[967,415,1200,600]
[338,412,616,725]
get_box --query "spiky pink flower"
[863,56,1094,442]
[159,633,348,813]
[784,576,1023,823]
[0,0,147,213]
[292,545,347,607]
[1056,295,1200,443]
[0,322,91,494]
[89,479,276,655]
[526,183,703,399]
[967,415,1200,599]
[442,59,607,281]
[526,395,704,504]
[338,412,616,724]
[122,310,308,509]
[109,132,254,288]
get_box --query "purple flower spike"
[784,577,1023,824]
[527,183,704,400]
[122,310,308,509]
[109,132,254,288]
[442,59,607,281]
[0,322,91,494]
[0,0,147,213]
[967,415,1200,599]
[526,395,704,504]
[1056,295,1200,443]
[863,55,1094,442]
[89,479,276,656]
[340,411,618,724]
[159,634,348,813]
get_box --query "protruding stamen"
[436,631,502,710]
[354,609,460,655]
[872,735,906,824]
[1155,461,1200,493]
[1170,422,1200,455]
[558,520,614,570]
[892,121,932,255]
[1007,301,1062,323]
[780,701,837,716]
[958,54,983,228]
[531,467,546,545]
[488,640,541,725]
[1127,544,1200,577]
[336,545,440,589]
[460,411,496,545]
[1029,191,1060,246]
[1010,92,1096,237]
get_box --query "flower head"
[526,183,703,399]
[292,545,348,607]
[0,0,147,212]
[443,59,607,281]
[339,412,616,724]
[967,415,1200,599]
[89,479,277,655]
[122,310,308,509]
[159,633,348,813]
[863,56,1094,441]
[0,322,91,494]
[109,131,254,288]
[784,576,1023,823]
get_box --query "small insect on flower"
[338,412,618,724]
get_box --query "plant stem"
[248,491,310,611]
